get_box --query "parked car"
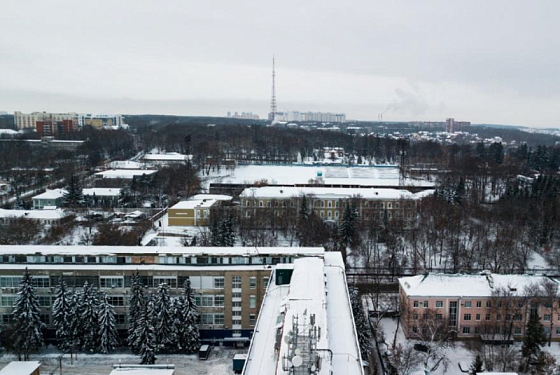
[199,344,212,360]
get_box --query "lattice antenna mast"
[270,55,277,120]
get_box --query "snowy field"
[0,346,242,375]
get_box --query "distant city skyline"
[0,1,559,128]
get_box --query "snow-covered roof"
[83,188,122,197]
[108,160,144,169]
[399,273,557,298]
[32,188,66,200]
[244,252,363,375]
[240,186,433,200]
[0,245,325,257]
[109,368,174,375]
[0,361,41,375]
[170,194,233,210]
[143,152,192,161]
[95,169,157,179]
[211,164,434,187]
[0,208,66,220]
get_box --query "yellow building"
[239,186,434,225]
[168,194,232,227]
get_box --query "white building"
[95,169,157,180]
[14,111,79,131]
[142,152,192,166]
[274,111,346,123]
[0,208,67,226]
[32,188,66,209]
[243,252,364,375]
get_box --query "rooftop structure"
[168,194,232,227]
[95,169,157,180]
[399,273,556,298]
[240,186,431,200]
[142,152,193,166]
[243,253,363,375]
[0,361,41,375]
[0,208,67,225]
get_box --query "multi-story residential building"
[274,111,346,123]
[0,245,325,346]
[168,194,232,227]
[399,273,559,341]
[14,112,79,131]
[36,119,76,136]
[80,114,125,129]
[239,186,431,225]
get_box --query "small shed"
[0,361,41,375]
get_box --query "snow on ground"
[0,347,243,375]
[528,251,550,270]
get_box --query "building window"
[485,314,491,321]
[263,277,269,288]
[232,292,242,299]
[475,314,481,321]
[462,326,470,334]
[464,301,471,308]
[107,296,125,307]
[201,295,214,307]
[38,296,51,307]
[435,314,442,320]
[201,313,214,325]
[486,301,491,308]
[232,276,242,289]
[213,277,224,289]
[250,277,256,289]
[249,314,256,326]
[154,277,177,288]
[100,277,123,288]
[214,295,225,307]
[40,314,51,325]
[556,327,560,335]
[250,295,256,309]
[1,296,15,307]
[0,277,22,288]
[544,314,552,322]
[214,314,225,325]
[476,301,482,308]
[32,276,50,288]
[423,301,429,308]
[413,301,418,308]
[413,313,418,320]
[464,314,471,321]
[514,327,522,335]
[436,301,443,308]
[497,314,502,321]
[232,310,242,317]
[232,301,242,308]
[116,314,126,325]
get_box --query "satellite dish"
[292,356,303,367]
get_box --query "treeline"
[3,270,200,363]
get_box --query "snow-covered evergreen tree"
[79,281,100,352]
[68,288,83,355]
[180,279,200,353]
[170,297,183,352]
[63,176,84,207]
[220,215,235,247]
[98,294,118,353]
[135,297,156,364]
[340,203,358,247]
[127,272,145,353]
[52,280,73,352]
[299,195,309,221]
[152,283,174,351]
[350,288,372,360]
[12,269,44,360]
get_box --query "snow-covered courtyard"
[0,346,243,375]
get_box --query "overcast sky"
[1,0,559,127]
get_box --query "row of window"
[0,275,270,291]
[3,254,292,266]
[413,299,547,309]
[244,199,412,209]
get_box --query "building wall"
[33,197,63,209]
[400,287,557,341]
[240,195,416,225]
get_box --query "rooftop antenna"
[269,55,277,121]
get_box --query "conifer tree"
[522,313,547,370]
[152,283,174,351]
[99,294,118,354]
[80,281,100,352]
[68,288,83,356]
[135,297,156,364]
[12,269,44,360]
[63,176,84,208]
[52,280,73,352]
[220,215,235,247]
[178,279,200,353]
[299,195,309,221]
[340,203,358,248]
[350,288,371,360]
[127,272,145,353]
[469,354,483,375]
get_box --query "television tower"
[268,55,277,121]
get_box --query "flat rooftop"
[243,252,363,375]
[95,169,157,179]
[0,245,325,257]
[240,186,434,200]
[210,165,434,187]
